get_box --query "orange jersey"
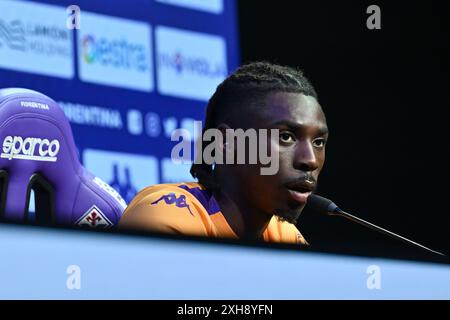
[119,182,308,245]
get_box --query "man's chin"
[274,206,303,224]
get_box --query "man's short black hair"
[190,61,318,190]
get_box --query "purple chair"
[0,88,126,228]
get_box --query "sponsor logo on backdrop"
[59,101,123,130]
[1,135,60,162]
[83,149,158,204]
[158,51,225,78]
[81,35,148,72]
[75,205,113,228]
[78,12,153,92]
[0,0,73,78]
[127,109,143,135]
[145,112,161,138]
[156,0,223,14]
[162,117,199,141]
[163,117,178,138]
[156,26,227,101]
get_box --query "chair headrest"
[0,88,126,228]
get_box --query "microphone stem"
[329,209,446,257]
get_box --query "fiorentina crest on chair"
[75,205,113,228]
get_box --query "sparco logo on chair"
[1,136,60,162]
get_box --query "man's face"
[236,91,328,223]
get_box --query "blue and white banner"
[0,0,240,203]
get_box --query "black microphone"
[307,194,446,257]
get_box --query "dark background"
[238,1,449,258]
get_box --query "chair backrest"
[0,88,126,228]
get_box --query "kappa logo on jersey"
[151,192,193,215]
[1,135,60,162]
[76,205,113,228]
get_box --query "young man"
[119,62,329,245]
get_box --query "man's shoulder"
[128,182,204,214]
[269,217,309,245]
[136,182,205,197]
[119,182,210,235]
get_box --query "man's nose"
[293,140,319,172]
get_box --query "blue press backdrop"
[0,0,240,204]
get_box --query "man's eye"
[313,138,326,148]
[280,132,295,143]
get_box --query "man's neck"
[213,172,273,240]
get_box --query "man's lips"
[285,180,316,204]
[287,189,312,203]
